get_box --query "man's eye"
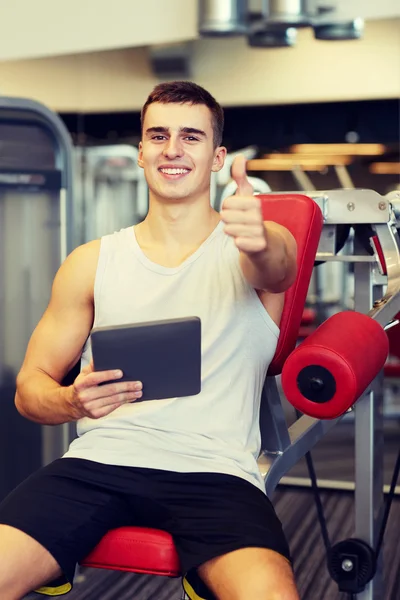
[152,135,166,141]
[185,136,199,142]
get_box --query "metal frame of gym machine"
[0,96,74,470]
[258,188,400,600]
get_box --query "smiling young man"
[0,82,298,600]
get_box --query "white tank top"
[63,222,279,491]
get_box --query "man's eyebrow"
[145,126,207,137]
[145,126,169,136]
[181,127,207,137]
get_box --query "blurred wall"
[0,19,399,112]
[0,0,399,61]
[0,0,197,61]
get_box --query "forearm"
[15,370,78,426]
[240,225,297,293]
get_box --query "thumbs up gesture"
[220,155,267,254]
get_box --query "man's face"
[138,102,226,202]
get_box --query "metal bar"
[59,188,67,264]
[259,413,342,496]
[291,165,316,192]
[355,384,385,600]
[334,165,355,189]
[277,477,400,496]
[266,189,390,224]
[316,255,377,262]
[353,241,385,600]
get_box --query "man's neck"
[137,195,220,248]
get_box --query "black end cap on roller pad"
[296,365,336,403]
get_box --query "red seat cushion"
[80,526,181,577]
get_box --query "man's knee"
[233,572,299,600]
[247,582,299,600]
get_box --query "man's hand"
[69,361,143,420]
[220,155,297,292]
[220,155,267,254]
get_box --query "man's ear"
[211,146,227,173]
[138,141,144,169]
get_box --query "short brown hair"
[141,81,224,148]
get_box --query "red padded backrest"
[258,194,323,375]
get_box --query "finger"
[84,389,143,412]
[80,380,143,402]
[78,368,124,389]
[224,223,265,239]
[222,197,260,211]
[220,208,262,225]
[221,195,260,211]
[231,155,254,196]
[234,236,269,253]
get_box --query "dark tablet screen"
[90,316,201,401]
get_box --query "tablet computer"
[90,316,201,401]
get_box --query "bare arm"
[14,241,100,424]
[239,221,297,293]
[16,239,143,426]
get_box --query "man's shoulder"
[68,238,101,263]
[62,239,101,285]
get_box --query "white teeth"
[160,168,189,175]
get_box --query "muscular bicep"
[22,302,91,384]
[18,240,100,384]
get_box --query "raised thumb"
[231,154,254,196]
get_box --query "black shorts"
[0,458,291,598]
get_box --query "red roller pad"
[80,526,181,576]
[281,311,389,418]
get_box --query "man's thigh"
[160,472,293,599]
[198,547,299,600]
[0,458,132,594]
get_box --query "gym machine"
[259,188,400,599]
[0,97,74,499]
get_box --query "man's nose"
[162,136,183,159]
